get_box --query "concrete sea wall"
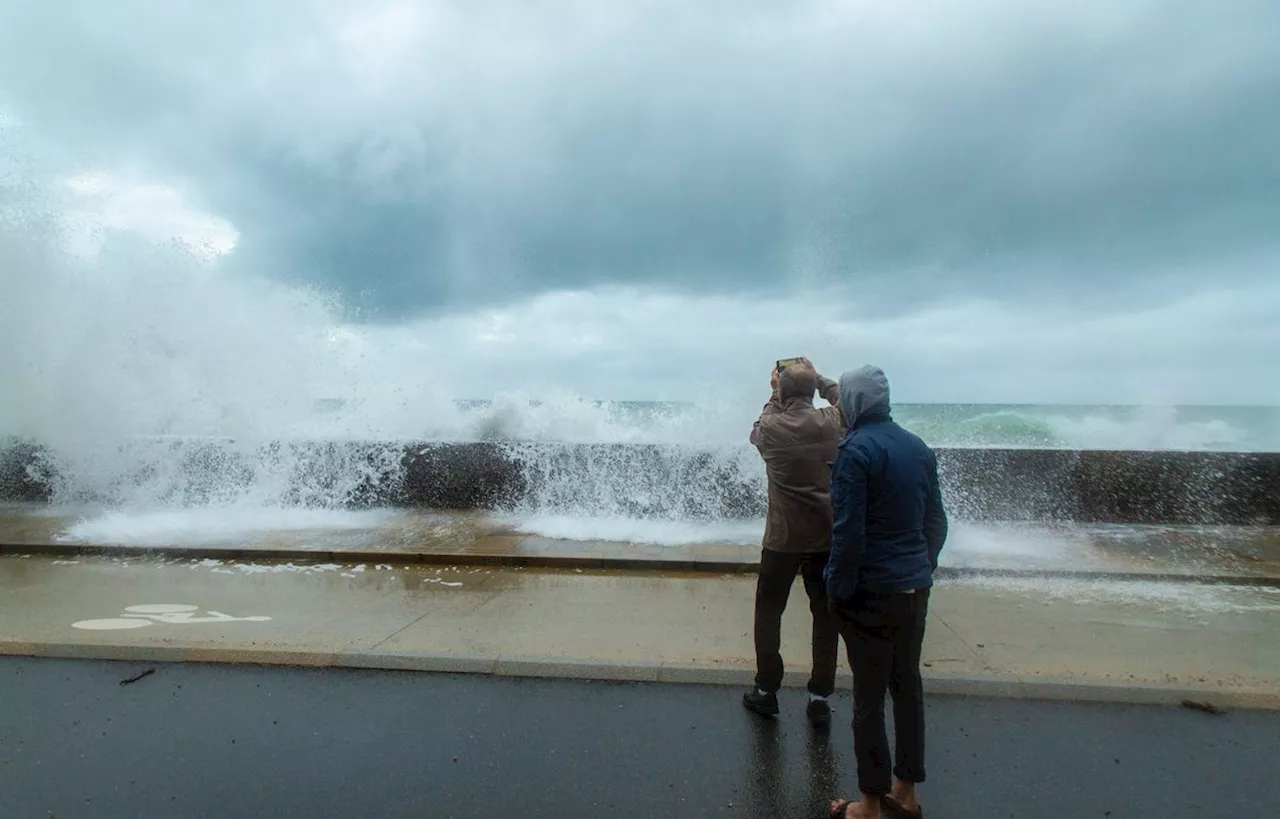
[3,440,1277,525]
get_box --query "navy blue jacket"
[825,412,948,604]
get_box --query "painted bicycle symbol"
[72,604,272,631]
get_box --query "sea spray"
[496,441,764,522]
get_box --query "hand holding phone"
[776,357,804,372]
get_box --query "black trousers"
[753,548,840,697]
[837,588,930,796]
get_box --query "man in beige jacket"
[743,357,845,726]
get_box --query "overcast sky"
[1,0,1278,406]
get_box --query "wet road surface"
[1,656,1277,819]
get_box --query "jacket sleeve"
[816,374,840,407]
[748,393,783,448]
[923,449,948,570]
[826,441,868,602]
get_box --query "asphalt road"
[1,657,1276,819]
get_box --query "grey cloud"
[2,0,1279,319]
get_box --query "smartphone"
[776,357,804,372]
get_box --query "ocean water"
[442,399,1280,452]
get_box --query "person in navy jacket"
[825,365,948,819]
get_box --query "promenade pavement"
[2,551,1277,707]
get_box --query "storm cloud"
[2,0,1277,318]
[2,0,1279,412]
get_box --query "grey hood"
[838,365,891,429]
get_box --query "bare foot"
[829,798,878,818]
[889,780,920,812]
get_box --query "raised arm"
[749,366,784,446]
[798,357,840,406]
[816,373,840,406]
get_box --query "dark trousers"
[838,588,930,796]
[753,548,840,697]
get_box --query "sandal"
[828,800,854,818]
[882,794,923,819]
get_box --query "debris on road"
[119,668,156,686]
[1180,699,1226,716]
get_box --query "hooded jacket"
[750,374,845,553]
[825,366,948,602]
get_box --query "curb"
[3,640,1276,710]
[3,541,1279,587]
[0,541,757,574]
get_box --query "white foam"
[186,560,347,575]
[947,575,1280,615]
[1044,406,1249,451]
[500,513,764,546]
[500,516,1127,572]
[937,523,1117,571]
[60,506,401,547]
